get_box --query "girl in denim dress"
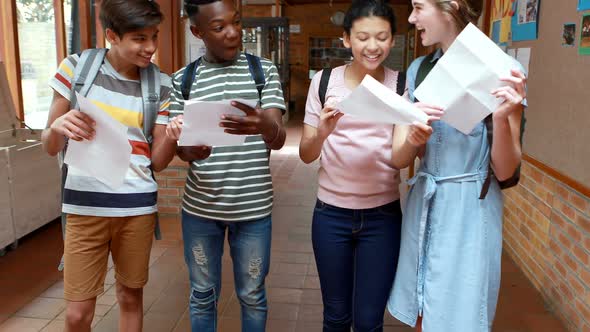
[385,0,527,331]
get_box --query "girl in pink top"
[299,1,403,330]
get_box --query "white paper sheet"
[337,75,428,125]
[64,93,131,189]
[507,48,517,59]
[516,47,531,73]
[178,99,258,147]
[414,23,522,135]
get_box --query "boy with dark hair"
[164,0,287,330]
[41,0,177,331]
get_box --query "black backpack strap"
[479,114,495,199]
[479,111,526,199]
[396,71,406,96]
[245,53,265,100]
[181,57,201,100]
[318,68,332,108]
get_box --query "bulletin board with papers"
[508,1,590,188]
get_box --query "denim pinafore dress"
[387,53,504,331]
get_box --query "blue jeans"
[312,199,402,332]
[181,210,271,332]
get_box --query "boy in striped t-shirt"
[41,1,177,331]
[164,0,286,330]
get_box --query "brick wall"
[503,158,590,331]
[155,157,188,216]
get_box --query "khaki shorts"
[63,213,155,301]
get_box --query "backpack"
[414,51,526,200]
[57,48,162,270]
[70,48,161,143]
[180,53,265,101]
[318,68,406,108]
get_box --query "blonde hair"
[432,0,483,32]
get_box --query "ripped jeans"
[181,210,271,332]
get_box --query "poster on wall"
[562,23,576,47]
[578,0,590,11]
[512,0,540,41]
[490,0,513,44]
[517,0,538,24]
[492,20,502,44]
[580,14,590,55]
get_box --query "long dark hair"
[343,0,397,35]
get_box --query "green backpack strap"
[414,52,437,101]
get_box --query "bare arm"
[490,69,527,180]
[150,124,178,172]
[298,106,343,164]
[164,115,212,162]
[391,125,422,169]
[299,124,325,164]
[391,103,442,169]
[260,108,287,150]
[220,102,286,150]
[41,91,95,156]
[491,105,523,180]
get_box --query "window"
[16,0,57,129]
[64,0,73,53]
[1,0,173,123]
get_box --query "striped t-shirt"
[168,53,286,222]
[50,53,171,217]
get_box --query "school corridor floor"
[0,113,568,332]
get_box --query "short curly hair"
[184,0,222,25]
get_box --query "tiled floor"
[0,113,567,331]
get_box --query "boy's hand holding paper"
[64,92,132,189]
[178,99,257,147]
